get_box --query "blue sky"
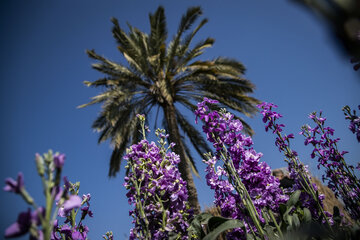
[1,0,359,239]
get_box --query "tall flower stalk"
[343,105,360,143]
[301,111,360,220]
[196,98,287,239]
[4,151,92,240]
[124,115,192,239]
[258,102,332,228]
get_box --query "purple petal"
[54,153,66,169]
[5,222,25,238]
[3,178,17,192]
[63,176,71,190]
[60,224,72,236]
[5,209,32,238]
[63,195,82,212]
[4,172,24,193]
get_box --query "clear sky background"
[1,1,359,239]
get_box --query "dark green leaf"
[286,190,301,207]
[264,224,278,240]
[279,203,287,216]
[203,219,244,240]
[292,214,300,228]
[188,213,213,238]
[303,208,311,223]
[284,206,294,219]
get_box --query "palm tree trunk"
[163,102,201,214]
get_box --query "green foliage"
[81,5,260,177]
[187,213,245,240]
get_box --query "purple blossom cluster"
[52,187,93,240]
[4,151,93,240]
[4,207,44,239]
[258,102,329,222]
[102,231,114,240]
[196,98,287,239]
[124,127,192,239]
[258,103,297,158]
[301,111,360,219]
[343,105,360,142]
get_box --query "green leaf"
[188,213,213,238]
[284,206,295,219]
[286,215,293,231]
[207,216,230,230]
[292,214,300,228]
[203,219,244,240]
[286,190,301,207]
[264,224,278,240]
[279,203,287,216]
[168,231,180,240]
[333,206,342,225]
[303,208,311,223]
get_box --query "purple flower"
[64,195,82,211]
[303,110,360,219]
[5,209,32,238]
[124,130,192,239]
[56,217,89,240]
[58,195,82,217]
[4,172,24,194]
[81,206,93,218]
[54,153,65,169]
[196,99,288,238]
[102,231,114,240]
[259,103,329,222]
[60,224,72,236]
[63,176,71,191]
[52,186,63,201]
[5,208,43,238]
[344,105,360,143]
[71,230,87,240]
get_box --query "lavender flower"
[301,111,360,219]
[4,150,94,240]
[196,99,287,239]
[81,194,93,219]
[102,231,114,240]
[53,153,66,169]
[53,182,93,240]
[258,102,331,224]
[58,195,82,217]
[343,105,360,142]
[124,117,192,239]
[5,209,33,238]
[55,223,88,240]
[4,172,24,194]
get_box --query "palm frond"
[166,7,203,73]
[200,93,259,117]
[78,88,128,108]
[149,6,167,56]
[86,49,149,88]
[111,18,149,76]
[109,146,126,177]
[181,139,199,177]
[176,109,212,159]
[177,6,203,33]
[83,6,260,180]
[179,18,208,55]
[175,37,215,74]
[108,103,151,176]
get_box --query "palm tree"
[80,6,260,214]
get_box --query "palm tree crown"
[80,6,260,213]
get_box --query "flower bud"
[54,153,65,169]
[35,153,44,177]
